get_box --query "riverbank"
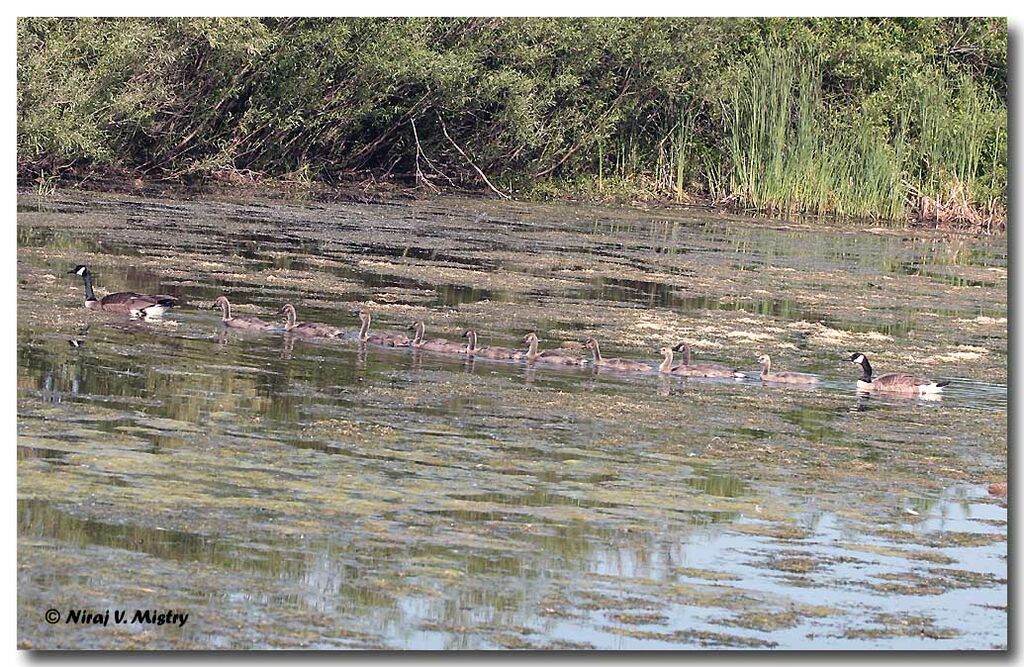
[18,18,1006,232]
[19,169,1005,235]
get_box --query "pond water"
[17,190,1006,649]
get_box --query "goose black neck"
[82,272,97,301]
[859,358,873,381]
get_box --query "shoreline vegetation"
[18,17,1007,232]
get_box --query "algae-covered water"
[17,190,1007,649]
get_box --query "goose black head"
[847,352,873,380]
[67,265,90,276]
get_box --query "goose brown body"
[279,304,345,338]
[670,343,744,378]
[68,265,177,318]
[463,330,523,359]
[524,332,585,365]
[214,296,278,331]
[847,352,948,394]
[356,310,410,346]
[757,354,818,384]
[585,338,650,372]
[410,322,464,353]
[657,347,691,375]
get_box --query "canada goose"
[462,329,524,359]
[409,321,464,353]
[67,264,176,317]
[846,352,949,394]
[278,303,345,338]
[670,343,745,378]
[355,309,410,347]
[584,338,650,372]
[757,354,818,384]
[657,346,689,374]
[523,332,586,365]
[214,296,278,331]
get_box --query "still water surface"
[17,191,1006,649]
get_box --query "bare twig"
[411,118,455,187]
[410,119,440,193]
[437,114,511,200]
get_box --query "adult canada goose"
[278,303,345,338]
[757,354,818,384]
[584,338,650,372]
[463,329,524,359]
[670,343,746,378]
[409,321,464,353]
[214,296,278,331]
[846,352,949,394]
[355,310,410,347]
[67,264,177,317]
[523,332,586,365]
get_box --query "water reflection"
[17,192,1007,649]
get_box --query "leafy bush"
[17,17,1007,226]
